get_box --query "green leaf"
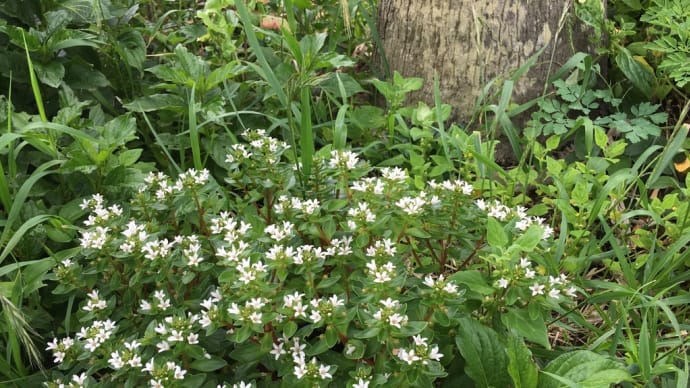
[343,339,365,359]
[123,94,185,112]
[117,30,146,71]
[502,308,550,349]
[118,149,143,166]
[538,350,632,388]
[456,317,511,388]
[448,270,495,296]
[514,224,543,252]
[190,357,227,372]
[229,342,266,363]
[33,61,65,88]
[354,326,380,339]
[283,320,297,338]
[486,217,508,248]
[507,334,538,388]
[397,321,427,337]
[300,87,314,179]
[615,47,654,99]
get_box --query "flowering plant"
[45,130,578,387]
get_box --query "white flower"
[428,345,443,361]
[318,363,332,379]
[525,268,536,279]
[83,289,107,311]
[265,221,294,241]
[397,348,421,364]
[142,357,155,373]
[271,341,286,360]
[412,335,428,346]
[310,310,322,323]
[72,372,88,386]
[125,340,141,351]
[294,360,308,379]
[388,313,407,329]
[109,351,124,369]
[565,286,578,297]
[249,312,263,325]
[150,379,164,388]
[329,150,359,169]
[167,329,184,342]
[381,167,408,181]
[497,278,510,288]
[156,341,170,352]
[395,196,426,215]
[353,378,370,388]
[529,283,545,296]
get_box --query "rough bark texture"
[378,0,592,123]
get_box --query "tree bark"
[377,0,592,123]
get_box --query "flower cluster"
[46,139,580,387]
[395,335,443,365]
[372,298,409,329]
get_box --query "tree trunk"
[377,1,592,123]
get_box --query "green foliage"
[1,1,690,387]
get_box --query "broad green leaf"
[34,61,65,88]
[229,342,266,363]
[448,270,494,296]
[397,321,427,337]
[117,30,146,71]
[538,350,632,388]
[456,317,511,388]
[487,217,508,248]
[615,47,654,99]
[507,335,539,388]
[190,358,227,372]
[147,65,188,85]
[118,149,143,166]
[502,308,550,349]
[513,224,544,252]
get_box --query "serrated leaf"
[456,317,511,388]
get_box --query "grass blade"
[235,1,288,107]
[188,85,202,170]
[299,87,314,179]
[647,123,689,187]
[21,31,47,123]
[138,108,181,174]
[0,160,61,253]
[0,215,57,266]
